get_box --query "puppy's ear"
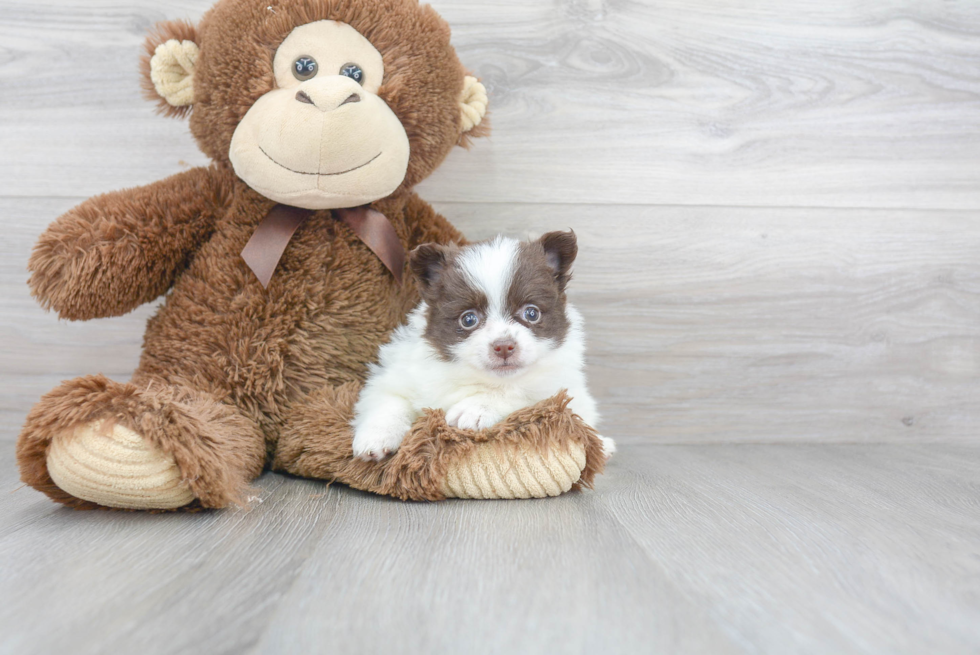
[539,230,578,291]
[409,243,451,297]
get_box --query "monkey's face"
[229,21,410,209]
[142,0,488,209]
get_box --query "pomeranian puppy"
[351,230,615,461]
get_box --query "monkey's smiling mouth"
[259,146,382,177]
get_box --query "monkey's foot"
[47,420,195,510]
[441,439,587,499]
[18,374,266,510]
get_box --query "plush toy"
[16,0,605,510]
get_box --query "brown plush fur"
[18,0,601,509]
[274,387,605,501]
[18,374,264,509]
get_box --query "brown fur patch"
[508,238,573,345]
[411,244,494,360]
[27,166,230,321]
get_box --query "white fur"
[457,235,517,318]
[351,237,614,461]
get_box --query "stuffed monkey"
[17,0,604,510]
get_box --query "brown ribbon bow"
[241,204,406,288]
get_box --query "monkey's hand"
[28,166,228,320]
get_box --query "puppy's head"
[410,231,577,377]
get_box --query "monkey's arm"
[28,166,229,321]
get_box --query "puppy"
[351,230,615,461]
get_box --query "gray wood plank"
[599,443,980,654]
[0,1,213,195]
[252,485,738,655]
[0,452,342,655]
[1,1,979,208]
[5,198,978,444]
[5,444,975,654]
[424,0,980,209]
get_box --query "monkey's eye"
[522,305,541,324]
[459,311,480,330]
[292,56,318,81]
[340,63,365,85]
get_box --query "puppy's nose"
[491,339,517,360]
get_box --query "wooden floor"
[1,444,979,654]
[2,0,980,653]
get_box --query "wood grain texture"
[4,197,978,443]
[1,1,979,207]
[0,454,343,655]
[599,443,980,654]
[2,444,979,654]
[423,0,980,208]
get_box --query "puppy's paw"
[599,435,617,459]
[352,417,411,462]
[446,398,504,431]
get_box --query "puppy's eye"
[340,63,365,85]
[459,311,480,330]
[293,56,318,81]
[522,305,541,324]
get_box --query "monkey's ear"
[458,75,490,145]
[140,20,199,118]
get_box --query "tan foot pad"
[47,421,195,510]
[441,441,587,499]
